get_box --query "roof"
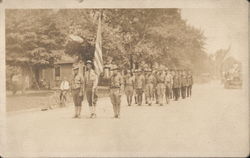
[54,60,74,65]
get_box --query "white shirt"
[60,80,70,90]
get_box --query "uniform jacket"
[84,69,98,89]
[71,73,84,90]
[110,73,123,88]
[165,74,173,88]
[145,74,156,85]
[180,74,188,87]
[124,74,135,87]
[135,74,145,89]
[172,74,180,88]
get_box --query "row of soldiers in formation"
[70,60,193,119]
[123,67,193,107]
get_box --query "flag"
[93,13,103,76]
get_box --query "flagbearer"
[84,60,98,118]
[71,65,84,118]
[110,65,123,118]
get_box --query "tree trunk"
[27,64,40,90]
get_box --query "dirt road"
[1,82,249,157]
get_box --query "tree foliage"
[6,9,210,75]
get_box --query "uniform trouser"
[181,86,187,99]
[154,88,158,103]
[173,88,179,100]
[165,86,171,103]
[145,83,154,104]
[110,88,121,116]
[86,88,98,107]
[125,86,134,105]
[187,85,192,97]
[157,83,165,105]
[72,88,83,107]
[136,88,143,105]
[178,88,181,99]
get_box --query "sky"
[181,7,248,60]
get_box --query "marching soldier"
[172,69,180,101]
[180,69,188,99]
[71,65,84,118]
[187,70,193,97]
[165,68,173,104]
[110,65,123,118]
[169,69,175,99]
[156,69,166,106]
[135,69,145,106]
[84,60,98,118]
[153,70,159,104]
[133,70,138,105]
[145,69,156,106]
[177,69,182,99]
[124,70,135,106]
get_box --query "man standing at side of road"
[84,60,98,118]
[71,65,84,118]
[60,76,70,107]
[110,65,123,118]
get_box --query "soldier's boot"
[92,105,97,118]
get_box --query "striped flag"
[93,13,103,76]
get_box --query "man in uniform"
[156,68,166,106]
[124,70,135,106]
[110,65,123,118]
[180,69,188,99]
[153,70,159,104]
[165,68,173,104]
[145,69,156,106]
[134,69,145,106]
[71,65,84,118]
[172,69,180,101]
[84,60,98,118]
[187,70,193,97]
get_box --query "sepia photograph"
[0,0,249,157]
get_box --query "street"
[2,82,249,157]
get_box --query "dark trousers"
[86,88,98,106]
[181,86,187,99]
[187,85,192,97]
[165,86,171,103]
[72,88,83,106]
[136,88,143,105]
[173,88,179,100]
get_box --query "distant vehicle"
[224,64,242,89]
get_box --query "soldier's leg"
[72,90,78,117]
[110,91,116,116]
[190,85,192,96]
[86,89,94,116]
[117,94,121,117]
[77,95,83,117]
[165,86,169,104]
